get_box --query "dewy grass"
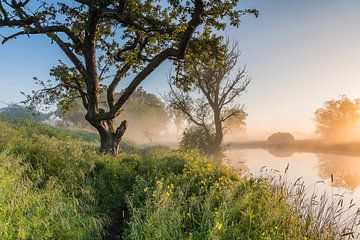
[257,166,360,240]
[124,158,360,240]
[0,117,358,239]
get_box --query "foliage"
[124,154,360,240]
[120,87,170,143]
[314,95,360,141]
[57,87,171,143]
[0,0,258,155]
[0,120,105,239]
[165,39,249,154]
[180,125,215,153]
[56,99,89,128]
[0,103,52,122]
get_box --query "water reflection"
[226,148,360,193]
[317,154,360,191]
[225,148,360,233]
[267,147,295,158]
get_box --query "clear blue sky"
[1,0,360,138]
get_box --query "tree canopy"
[314,95,360,142]
[165,39,250,154]
[0,0,257,155]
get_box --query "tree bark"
[89,119,127,156]
[212,107,223,153]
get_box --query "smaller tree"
[314,95,360,142]
[164,39,250,154]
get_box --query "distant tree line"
[314,95,360,142]
[0,88,171,143]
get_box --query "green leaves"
[172,35,226,91]
[1,0,257,142]
[314,95,360,140]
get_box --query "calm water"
[226,148,360,207]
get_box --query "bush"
[180,125,215,154]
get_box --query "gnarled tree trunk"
[87,115,127,156]
[99,120,127,156]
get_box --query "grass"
[0,117,358,239]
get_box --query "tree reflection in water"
[317,153,360,191]
[267,147,295,158]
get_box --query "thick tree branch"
[49,33,86,77]
[98,47,177,120]
[177,0,204,59]
[0,17,35,27]
[0,1,9,20]
[1,25,83,48]
[107,63,130,109]
[83,8,100,116]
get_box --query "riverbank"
[0,118,358,239]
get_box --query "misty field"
[0,117,356,239]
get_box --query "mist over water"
[225,148,360,216]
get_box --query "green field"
[0,118,351,239]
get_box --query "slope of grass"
[0,117,356,239]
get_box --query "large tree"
[0,0,257,155]
[314,95,360,142]
[164,40,250,154]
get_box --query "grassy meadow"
[0,117,356,239]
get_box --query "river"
[226,148,360,213]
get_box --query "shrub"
[180,125,215,154]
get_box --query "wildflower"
[18,229,28,239]
[156,180,163,188]
[167,183,174,191]
[215,222,223,230]
[143,187,148,193]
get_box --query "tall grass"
[124,154,360,239]
[258,167,360,239]
[0,117,358,239]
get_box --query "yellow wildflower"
[215,223,223,231]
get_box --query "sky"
[1,0,360,139]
